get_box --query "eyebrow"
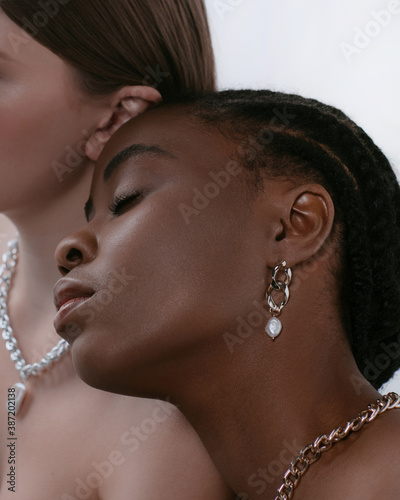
[84,144,175,222]
[103,143,175,182]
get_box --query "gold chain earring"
[265,261,292,339]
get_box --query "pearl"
[12,382,27,415]
[265,318,282,339]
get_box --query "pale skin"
[54,108,400,499]
[0,12,231,500]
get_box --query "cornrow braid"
[168,90,400,388]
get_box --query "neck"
[2,165,94,338]
[170,317,380,498]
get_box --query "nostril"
[66,248,83,263]
[58,265,70,276]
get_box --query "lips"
[53,279,95,336]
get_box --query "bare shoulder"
[92,392,232,499]
[1,360,230,500]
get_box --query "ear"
[268,183,335,267]
[84,86,162,161]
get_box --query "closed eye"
[109,191,143,216]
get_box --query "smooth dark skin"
[54,107,400,499]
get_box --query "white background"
[205,0,400,393]
[1,0,399,392]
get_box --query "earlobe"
[84,85,162,161]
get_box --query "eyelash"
[109,190,143,216]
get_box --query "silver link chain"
[0,239,70,381]
[267,261,292,316]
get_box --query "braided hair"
[168,90,400,388]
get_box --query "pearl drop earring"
[265,261,292,339]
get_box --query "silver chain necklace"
[1,239,70,415]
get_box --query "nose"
[55,230,98,276]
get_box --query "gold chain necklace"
[276,392,400,499]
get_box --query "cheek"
[0,77,93,210]
[70,189,266,388]
[108,197,255,332]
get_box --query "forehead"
[94,106,232,183]
[0,11,60,69]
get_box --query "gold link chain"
[275,392,400,500]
